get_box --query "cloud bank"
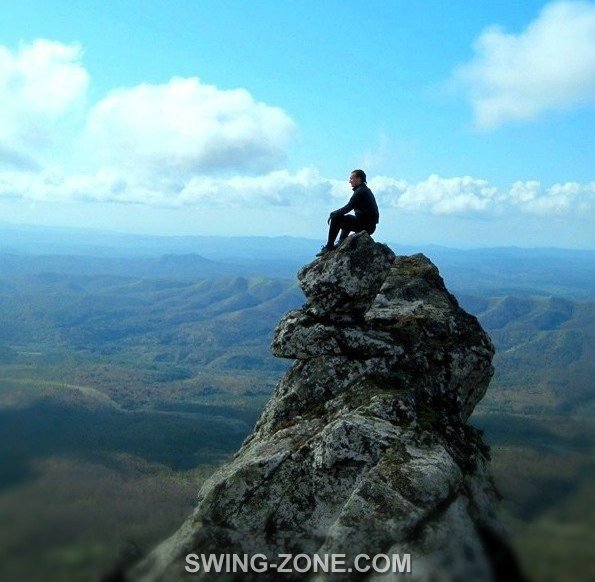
[0,38,593,230]
[454,1,595,128]
[2,164,593,218]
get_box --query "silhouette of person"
[317,169,379,256]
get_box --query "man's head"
[349,169,366,188]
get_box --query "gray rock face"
[129,232,520,582]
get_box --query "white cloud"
[0,37,591,229]
[0,166,334,208]
[84,77,296,176]
[0,39,301,207]
[369,174,497,214]
[0,40,88,150]
[454,1,595,128]
[179,167,331,207]
[368,174,594,216]
[2,165,593,221]
[0,40,296,178]
[507,180,542,204]
[523,180,595,213]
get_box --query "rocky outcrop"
[128,232,522,581]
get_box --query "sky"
[0,0,594,248]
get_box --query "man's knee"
[330,215,349,231]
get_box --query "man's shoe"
[316,244,334,257]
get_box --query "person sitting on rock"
[316,169,380,256]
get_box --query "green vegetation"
[0,263,593,581]
[467,294,595,582]
[0,271,301,581]
[462,294,595,417]
[0,452,216,582]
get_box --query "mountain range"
[0,223,593,581]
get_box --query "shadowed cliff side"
[125,232,525,581]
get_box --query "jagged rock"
[128,232,522,582]
[297,234,396,315]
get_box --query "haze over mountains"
[2,221,595,297]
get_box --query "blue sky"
[0,0,594,247]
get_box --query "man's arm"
[329,194,357,218]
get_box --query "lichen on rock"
[127,232,523,582]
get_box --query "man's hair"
[351,169,367,183]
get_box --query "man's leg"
[326,215,344,248]
[335,215,361,244]
[318,215,364,256]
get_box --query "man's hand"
[327,211,339,224]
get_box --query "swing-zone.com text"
[185,552,412,574]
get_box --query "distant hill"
[0,252,251,279]
[0,272,301,410]
[1,222,594,296]
[0,263,592,415]
[459,294,595,417]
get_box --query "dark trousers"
[327,214,376,247]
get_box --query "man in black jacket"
[316,169,379,256]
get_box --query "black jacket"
[333,184,379,225]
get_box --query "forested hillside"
[0,251,593,581]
